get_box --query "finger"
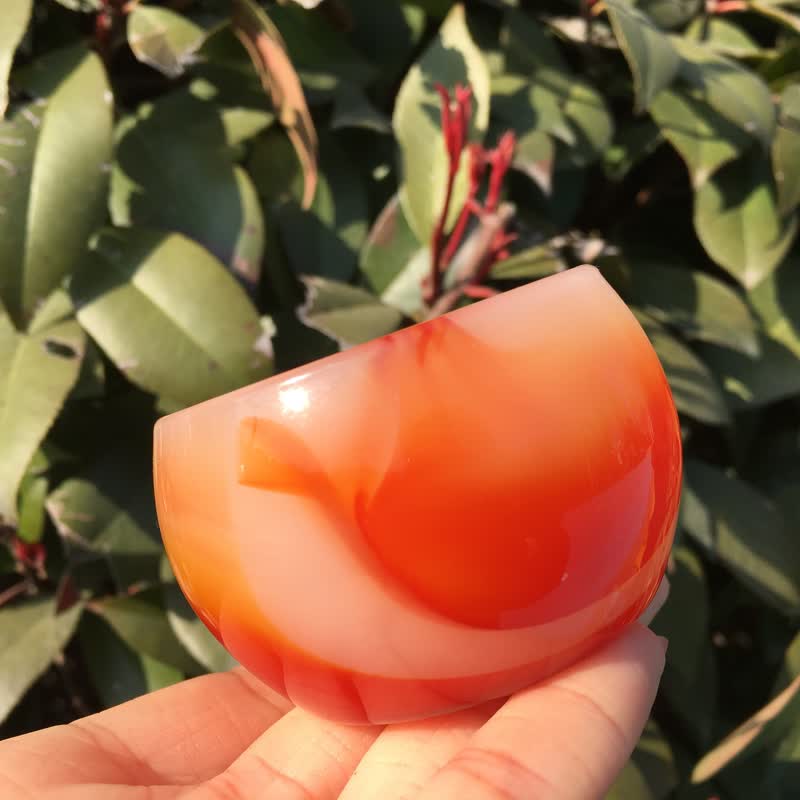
[1,667,291,789]
[194,708,382,800]
[418,623,667,800]
[339,700,503,800]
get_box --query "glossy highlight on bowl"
[153,265,682,724]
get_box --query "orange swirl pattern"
[154,266,682,724]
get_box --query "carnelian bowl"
[153,265,682,724]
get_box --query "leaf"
[749,1,800,34]
[110,91,265,286]
[637,0,703,29]
[299,276,403,348]
[693,676,800,782]
[0,313,86,523]
[393,3,491,244]
[750,252,800,356]
[80,612,182,708]
[651,87,751,187]
[71,228,273,409]
[603,119,663,182]
[232,0,318,208]
[681,459,800,615]
[360,194,423,294]
[773,85,800,217]
[693,153,797,288]
[16,474,48,544]
[653,547,708,687]
[0,598,82,724]
[161,559,237,674]
[248,129,368,281]
[492,69,613,167]
[699,334,800,409]
[0,45,113,327]
[381,246,431,317]
[489,245,564,280]
[47,478,162,590]
[671,37,775,148]
[500,7,568,75]
[605,0,681,112]
[267,3,377,95]
[684,17,763,59]
[127,5,206,79]
[94,592,203,675]
[634,311,730,425]
[344,0,426,88]
[512,129,556,194]
[0,0,32,117]
[608,721,678,799]
[330,83,391,133]
[625,262,758,354]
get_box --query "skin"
[0,581,669,800]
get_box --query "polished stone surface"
[154,266,682,724]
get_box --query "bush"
[1,0,799,796]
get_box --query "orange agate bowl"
[154,265,681,724]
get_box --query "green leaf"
[603,119,663,182]
[608,720,678,799]
[360,194,422,294]
[605,0,681,112]
[0,598,82,724]
[653,547,708,687]
[637,0,703,30]
[393,4,491,244]
[380,246,431,317]
[681,459,800,615]
[249,130,368,281]
[161,559,237,674]
[749,1,800,34]
[299,276,403,348]
[127,5,206,79]
[512,128,556,194]
[330,83,391,133]
[267,2,377,94]
[651,87,751,187]
[492,69,613,167]
[500,7,568,75]
[47,478,162,590]
[625,262,758,354]
[0,0,32,117]
[693,675,800,782]
[635,311,730,425]
[343,0,426,88]
[0,45,113,327]
[0,313,86,523]
[693,153,797,288]
[80,612,182,708]
[489,245,564,280]
[773,85,800,217]
[699,334,800,408]
[16,475,48,544]
[750,253,800,356]
[672,37,775,148]
[94,592,203,675]
[684,17,763,59]
[110,91,265,285]
[71,228,272,409]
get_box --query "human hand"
[0,582,669,800]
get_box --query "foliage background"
[1,0,800,797]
